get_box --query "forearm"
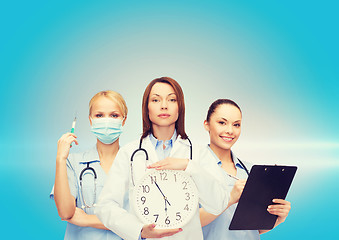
[200,208,219,227]
[87,215,109,230]
[68,209,109,230]
[54,157,76,220]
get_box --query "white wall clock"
[132,169,199,229]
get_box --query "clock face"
[132,169,199,229]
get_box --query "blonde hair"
[89,90,128,117]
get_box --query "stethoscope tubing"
[79,162,97,209]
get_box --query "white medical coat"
[95,135,230,240]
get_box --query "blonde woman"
[51,90,127,239]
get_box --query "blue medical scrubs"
[202,146,260,240]
[50,146,125,240]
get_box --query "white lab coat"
[95,135,230,240]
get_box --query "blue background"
[1,1,338,239]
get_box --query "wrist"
[56,155,67,163]
[228,193,235,208]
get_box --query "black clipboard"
[229,165,297,230]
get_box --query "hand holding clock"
[148,157,189,170]
[141,224,182,238]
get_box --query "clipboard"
[229,165,297,230]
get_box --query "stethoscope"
[237,158,249,175]
[130,136,193,186]
[230,151,250,176]
[79,162,97,209]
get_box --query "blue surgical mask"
[91,118,123,144]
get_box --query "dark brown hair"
[206,99,242,122]
[141,77,187,139]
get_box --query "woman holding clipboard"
[199,99,292,239]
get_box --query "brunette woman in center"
[95,77,230,240]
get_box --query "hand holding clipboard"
[229,165,297,230]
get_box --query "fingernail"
[179,228,183,232]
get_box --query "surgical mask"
[90,118,123,144]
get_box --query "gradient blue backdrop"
[1,1,338,239]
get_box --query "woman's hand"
[56,133,78,161]
[141,224,182,238]
[148,158,189,170]
[228,179,246,207]
[267,199,291,225]
[260,199,291,234]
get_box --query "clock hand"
[165,197,168,215]
[154,181,171,206]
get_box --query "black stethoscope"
[231,151,250,176]
[79,162,97,209]
[130,136,193,186]
[237,159,249,175]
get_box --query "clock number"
[165,216,170,225]
[142,185,150,193]
[184,204,189,211]
[141,196,146,204]
[153,214,159,222]
[144,207,149,215]
[150,176,157,184]
[176,212,181,221]
[182,181,188,190]
[174,174,177,182]
[185,192,190,201]
[160,172,168,181]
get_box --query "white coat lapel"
[142,136,159,165]
[170,136,191,159]
[204,147,225,183]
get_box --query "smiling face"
[89,96,125,126]
[148,82,179,131]
[204,104,242,152]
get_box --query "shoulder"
[193,144,212,159]
[67,147,96,167]
[67,152,83,167]
[119,138,142,153]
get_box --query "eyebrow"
[221,117,241,123]
[93,110,120,113]
[151,93,176,97]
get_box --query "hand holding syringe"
[56,116,78,161]
[70,116,76,147]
